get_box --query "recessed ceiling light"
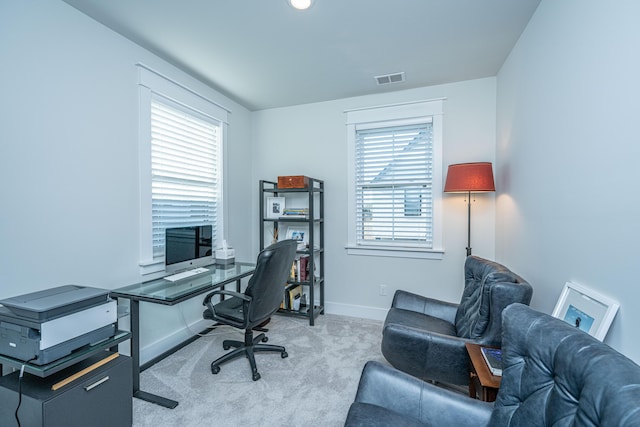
[289,0,313,10]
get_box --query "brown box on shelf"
[278,175,309,189]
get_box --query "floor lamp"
[444,162,495,256]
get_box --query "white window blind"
[355,122,433,247]
[150,96,220,258]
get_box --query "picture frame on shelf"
[551,281,619,341]
[285,227,307,241]
[266,196,286,219]
[285,227,308,250]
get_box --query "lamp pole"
[466,191,472,256]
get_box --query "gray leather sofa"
[346,304,640,426]
[382,256,532,385]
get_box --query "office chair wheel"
[281,351,288,358]
[253,372,261,381]
[261,336,268,343]
[211,365,221,375]
[223,344,231,350]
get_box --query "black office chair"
[202,239,297,381]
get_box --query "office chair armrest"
[203,290,253,324]
[203,289,252,306]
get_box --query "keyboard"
[164,267,210,282]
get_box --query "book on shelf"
[283,208,309,214]
[289,261,296,281]
[280,281,288,309]
[480,347,502,376]
[290,255,310,282]
[287,285,303,311]
[298,255,309,281]
[280,208,309,219]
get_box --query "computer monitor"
[164,225,213,274]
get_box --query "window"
[137,64,228,274]
[149,97,219,258]
[346,100,444,259]
[356,123,432,243]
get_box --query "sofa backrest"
[454,256,531,341]
[491,304,640,427]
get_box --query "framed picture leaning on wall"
[552,281,619,341]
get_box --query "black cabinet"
[260,178,324,325]
[0,352,132,427]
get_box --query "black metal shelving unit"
[260,178,324,325]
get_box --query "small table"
[110,262,255,409]
[465,343,501,402]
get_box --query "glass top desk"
[110,262,255,409]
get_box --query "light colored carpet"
[133,313,386,427]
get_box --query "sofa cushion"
[455,257,518,339]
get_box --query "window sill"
[139,260,164,276]
[345,245,444,260]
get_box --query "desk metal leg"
[219,278,242,301]
[130,299,179,409]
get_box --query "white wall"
[251,78,498,319]
[496,0,640,362]
[0,0,254,364]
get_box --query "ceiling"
[62,0,540,111]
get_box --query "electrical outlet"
[379,284,387,296]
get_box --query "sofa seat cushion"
[345,402,427,427]
[385,307,457,337]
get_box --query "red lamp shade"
[444,162,495,193]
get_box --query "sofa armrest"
[381,323,472,385]
[392,290,459,323]
[348,361,492,427]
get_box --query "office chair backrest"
[245,239,298,323]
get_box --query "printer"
[0,285,117,365]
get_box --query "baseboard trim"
[323,301,388,321]
[140,318,212,366]
[139,304,388,364]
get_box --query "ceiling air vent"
[375,72,405,85]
